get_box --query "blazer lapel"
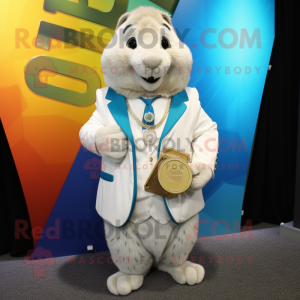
[157,89,189,159]
[106,88,146,151]
[105,87,189,160]
[106,88,134,144]
[106,87,137,227]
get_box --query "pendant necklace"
[126,97,172,146]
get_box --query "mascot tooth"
[80,6,218,296]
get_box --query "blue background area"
[172,0,274,236]
[36,0,274,258]
[35,146,108,257]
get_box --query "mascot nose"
[142,56,162,69]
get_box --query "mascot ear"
[116,12,131,29]
[161,11,172,27]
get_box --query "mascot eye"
[127,37,137,49]
[161,37,171,49]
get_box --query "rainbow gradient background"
[0,0,274,257]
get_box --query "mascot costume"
[80,6,218,296]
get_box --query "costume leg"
[157,213,205,285]
[104,220,153,295]
[132,217,177,266]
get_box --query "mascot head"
[101,6,193,99]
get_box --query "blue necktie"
[139,96,160,130]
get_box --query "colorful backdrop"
[0,0,274,257]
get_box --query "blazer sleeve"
[79,89,106,156]
[191,88,219,178]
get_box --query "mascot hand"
[188,162,212,191]
[95,125,128,163]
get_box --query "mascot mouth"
[141,76,160,84]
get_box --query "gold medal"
[158,157,192,194]
[144,148,193,198]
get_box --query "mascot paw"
[188,162,213,190]
[168,262,205,285]
[107,271,144,296]
[95,125,128,164]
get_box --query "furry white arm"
[95,125,128,164]
[79,109,105,156]
[188,162,212,191]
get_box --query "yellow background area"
[0,0,114,242]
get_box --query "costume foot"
[107,271,144,295]
[158,261,205,285]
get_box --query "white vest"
[79,87,218,227]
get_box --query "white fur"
[107,271,145,296]
[95,125,128,163]
[99,6,208,295]
[104,214,204,294]
[189,162,213,190]
[101,6,193,99]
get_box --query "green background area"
[127,0,170,14]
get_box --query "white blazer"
[79,87,218,227]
